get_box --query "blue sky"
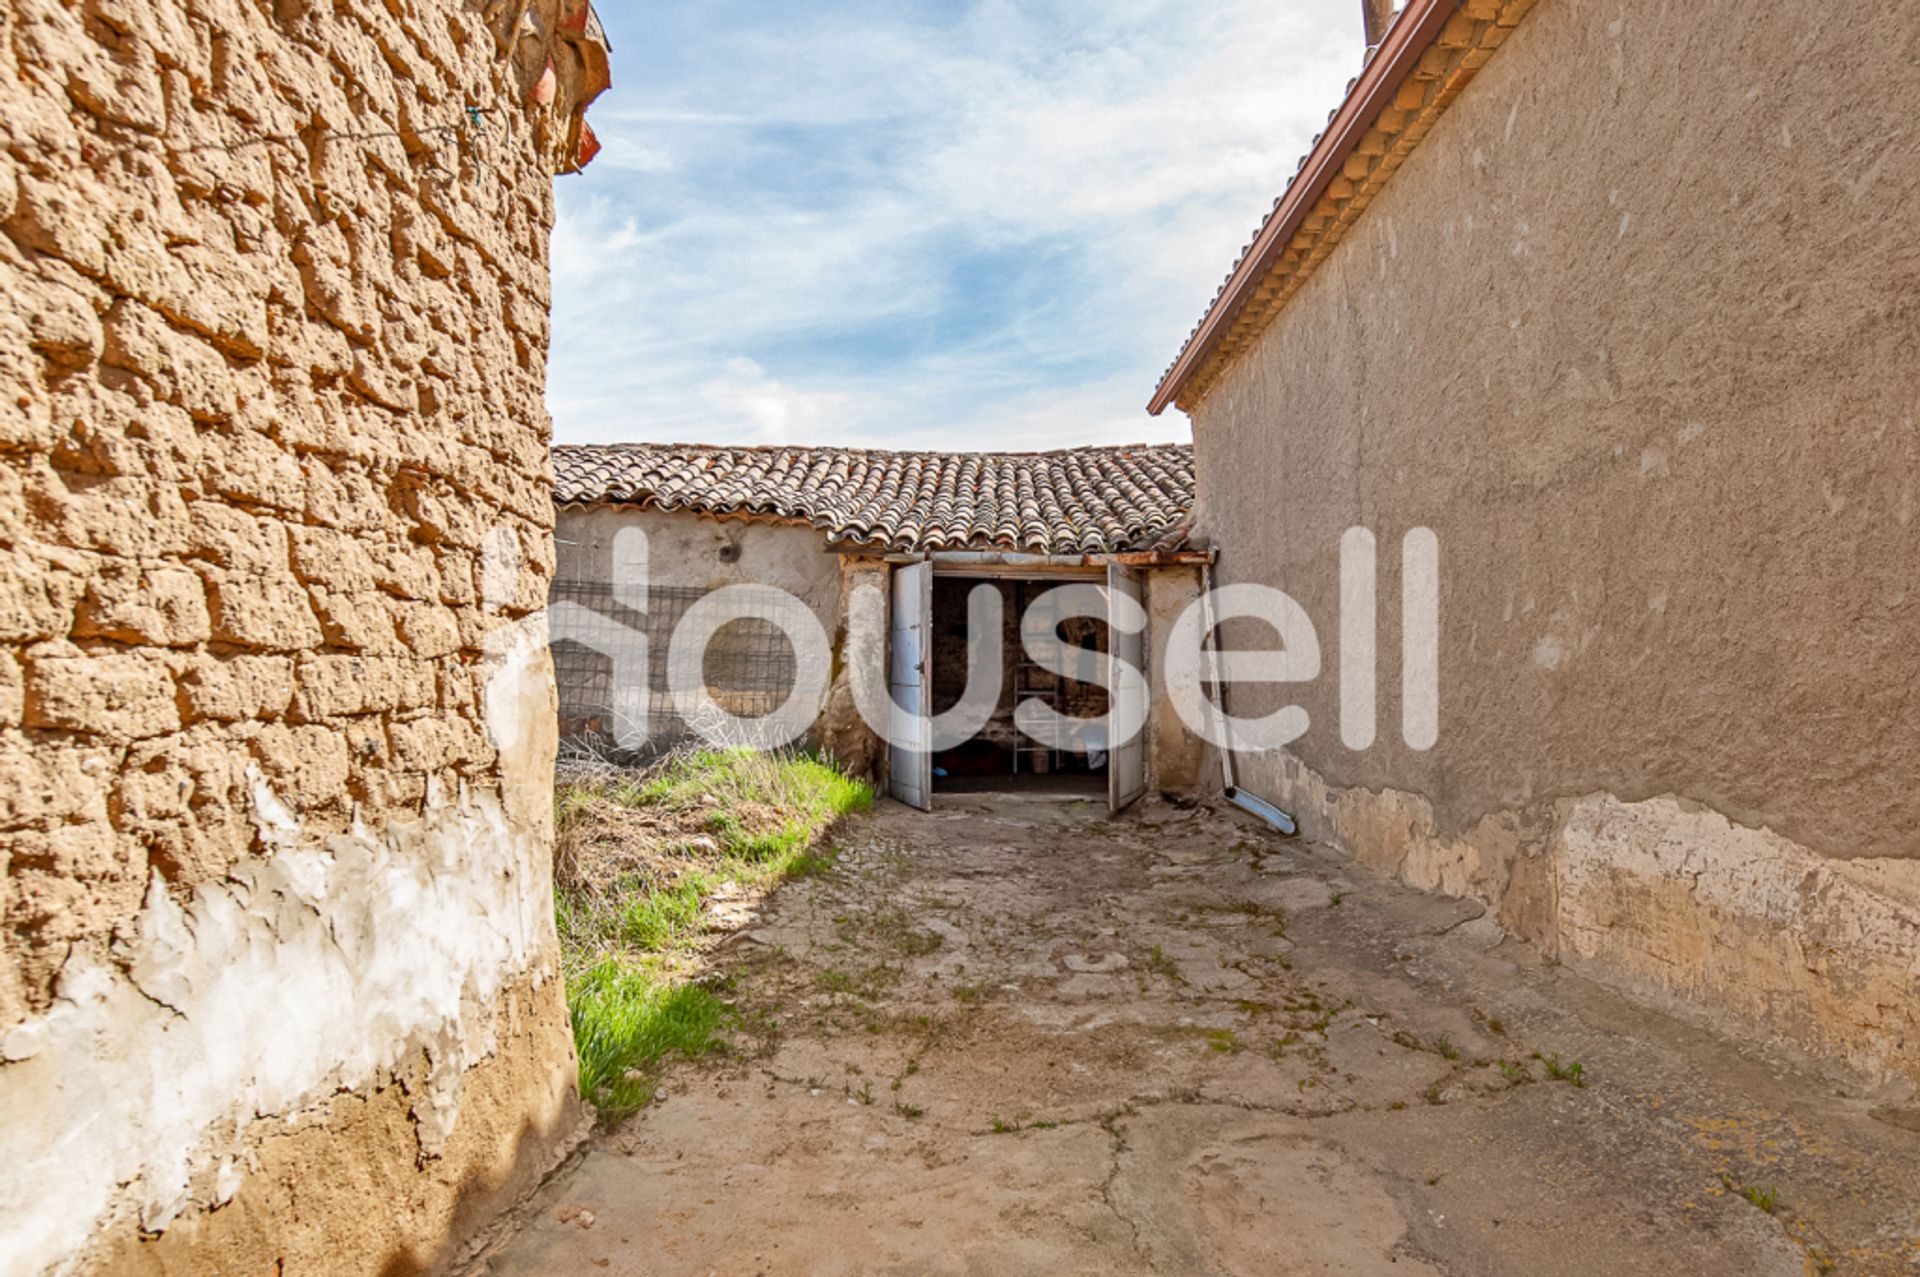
[548,1,1365,450]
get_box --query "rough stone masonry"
[0,0,606,1272]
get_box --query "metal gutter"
[1147,0,1461,416]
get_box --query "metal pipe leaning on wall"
[1199,563,1298,837]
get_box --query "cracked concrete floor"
[481,794,1920,1276]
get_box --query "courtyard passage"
[483,794,1920,1275]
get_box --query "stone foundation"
[1242,749,1920,1089]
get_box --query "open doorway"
[927,574,1108,796]
[888,561,1147,814]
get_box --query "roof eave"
[1147,0,1462,417]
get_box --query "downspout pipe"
[1199,564,1299,837]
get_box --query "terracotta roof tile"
[553,442,1194,555]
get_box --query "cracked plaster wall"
[0,0,604,1271]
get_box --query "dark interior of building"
[929,575,1109,793]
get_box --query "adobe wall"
[1191,0,1920,1084]
[0,0,605,1271]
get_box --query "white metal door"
[888,561,933,810]
[1107,562,1147,813]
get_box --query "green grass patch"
[555,748,874,1120]
[569,961,731,1114]
[568,747,874,822]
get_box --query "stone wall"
[0,0,605,1271]
[1189,0,1920,1086]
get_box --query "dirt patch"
[479,795,1920,1276]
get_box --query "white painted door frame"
[887,561,933,810]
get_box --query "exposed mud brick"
[392,598,462,658]
[307,587,401,652]
[197,424,307,510]
[287,524,379,593]
[0,734,117,831]
[385,713,489,772]
[72,563,210,647]
[202,570,324,651]
[293,653,436,719]
[0,0,606,1265]
[184,502,292,575]
[99,300,238,423]
[24,647,180,739]
[176,653,295,723]
[246,722,351,812]
[0,544,89,642]
[4,172,114,277]
[0,653,21,727]
[24,265,105,374]
[111,733,255,882]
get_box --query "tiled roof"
[553,443,1194,555]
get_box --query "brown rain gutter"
[1147,0,1461,416]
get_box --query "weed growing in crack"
[1536,1053,1588,1087]
[1145,945,1186,983]
[1721,1174,1779,1215]
[1496,1059,1531,1084]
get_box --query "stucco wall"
[1144,567,1204,796]
[1190,0,1920,1081]
[555,506,842,631]
[0,0,600,1271]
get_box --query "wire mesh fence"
[548,579,826,760]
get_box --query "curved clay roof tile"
[553,442,1194,554]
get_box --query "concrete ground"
[480,794,1920,1276]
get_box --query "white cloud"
[548,0,1364,450]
